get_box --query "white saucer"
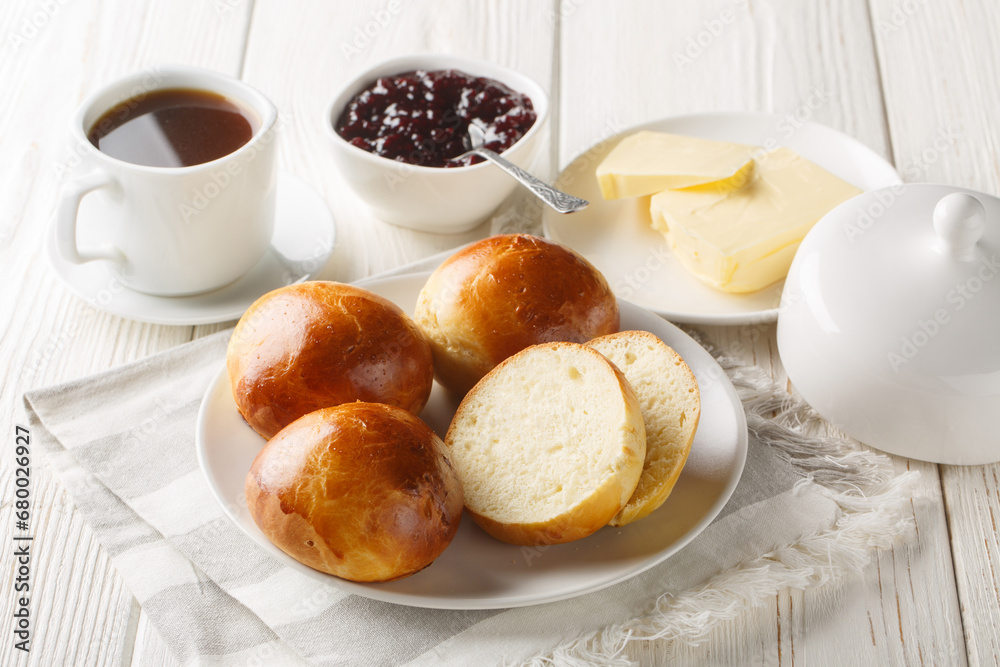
[196,272,748,609]
[543,112,902,325]
[47,173,335,326]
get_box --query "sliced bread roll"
[445,342,645,546]
[586,331,700,526]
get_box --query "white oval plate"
[196,272,748,609]
[543,112,901,325]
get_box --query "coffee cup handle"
[56,170,126,265]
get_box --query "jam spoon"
[455,123,589,214]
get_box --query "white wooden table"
[2,1,997,664]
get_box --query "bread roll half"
[445,342,645,546]
[586,331,700,526]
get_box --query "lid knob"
[934,193,986,260]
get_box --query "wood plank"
[871,0,1000,192]
[556,0,891,165]
[0,473,133,666]
[128,612,179,667]
[0,1,253,665]
[560,0,963,663]
[946,465,1000,663]
[795,455,968,665]
[870,1,1000,662]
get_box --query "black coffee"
[87,88,257,167]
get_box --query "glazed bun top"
[227,281,434,439]
[245,402,464,582]
[414,234,619,395]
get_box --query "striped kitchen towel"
[24,279,917,666]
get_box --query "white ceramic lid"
[777,183,1000,464]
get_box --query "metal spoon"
[455,123,588,214]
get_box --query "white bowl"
[324,54,549,233]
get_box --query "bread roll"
[245,403,464,582]
[227,281,434,439]
[445,342,645,546]
[586,331,700,526]
[414,234,619,395]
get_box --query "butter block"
[650,147,862,293]
[596,131,757,200]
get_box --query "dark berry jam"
[335,69,537,168]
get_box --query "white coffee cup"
[56,65,278,296]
